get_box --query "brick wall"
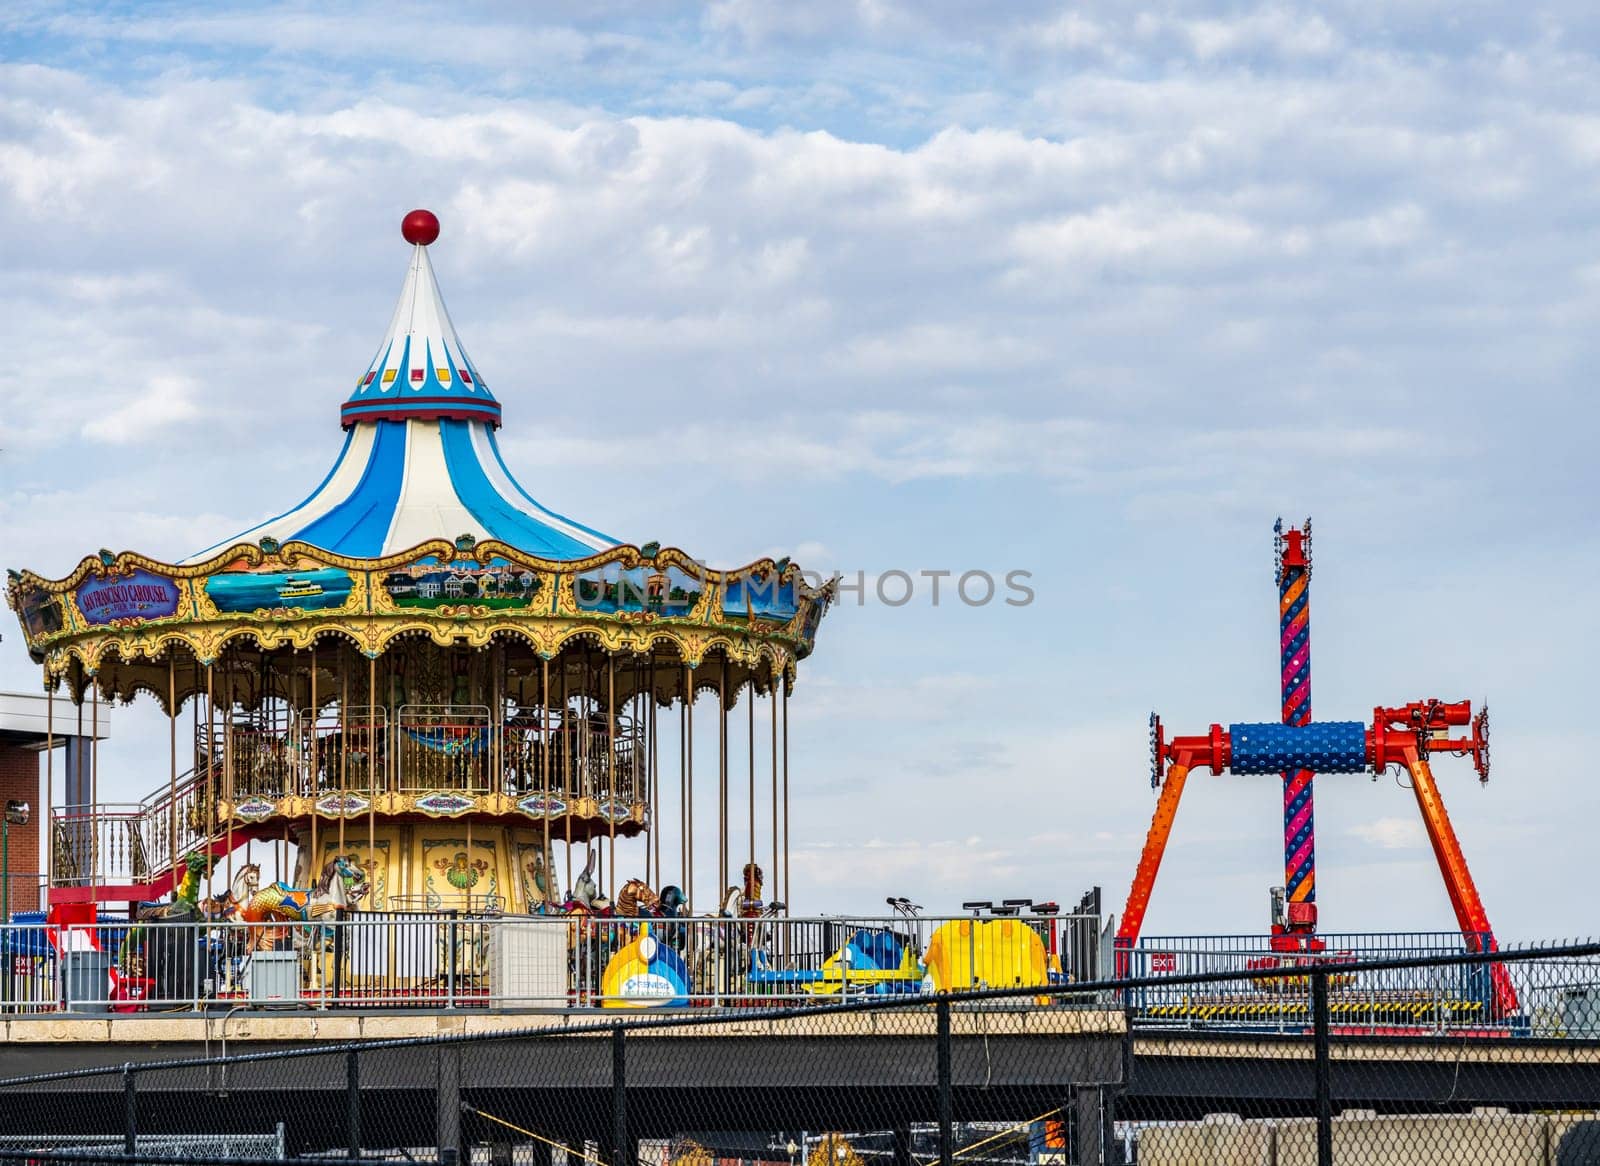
[0,743,41,914]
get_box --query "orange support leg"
[1115,754,1193,974]
[1400,744,1519,1018]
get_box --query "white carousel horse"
[239,855,369,953]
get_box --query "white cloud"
[80,375,200,444]
[1349,817,1427,851]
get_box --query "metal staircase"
[47,765,251,905]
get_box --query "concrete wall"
[1137,1109,1597,1166]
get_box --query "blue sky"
[3,1,1599,940]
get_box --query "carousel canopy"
[184,209,617,564]
[8,208,832,703]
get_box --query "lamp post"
[2,799,30,927]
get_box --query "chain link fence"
[0,943,1596,1165]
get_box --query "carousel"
[6,209,832,932]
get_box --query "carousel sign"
[76,569,181,626]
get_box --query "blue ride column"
[1275,519,1317,940]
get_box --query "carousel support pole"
[91,679,99,889]
[607,655,617,903]
[368,655,377,892]
[44,675,53,891]
[205,661,215,847]
[542,656,551,898]
[770,669,778,910]
[75,692,83,887]
[223,660,234,900]
[747,673,755,883]
[492,641,502,796]
[782,682,790,913]
[339,661,349,854]
[649,659,659,890]
[309,644,319,879]
[168,657,178,881]
[685,664,694,912]
[562,661,572,895]
[677,676,687,896]
[718,660,728,897]
[632,657,643,884]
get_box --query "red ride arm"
[1398,743,1520,1018]
[1116,751,1195,971]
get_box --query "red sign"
[1150,951,1177,973]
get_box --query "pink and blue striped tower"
[1275,518,1318,943]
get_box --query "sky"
[2,1,1598,942]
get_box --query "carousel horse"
[117,852,218,973]
[239,855,369,952]
[616,879,661,917]
[203,862,262,921]
[658,886,687,917]
[204,863,262,990]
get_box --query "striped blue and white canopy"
[185,223,618,564]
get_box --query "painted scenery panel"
[575,563,703,616]
[76,568,182,626]
[17,585,66,638]
[206,563,355,614]
[722,568,799,622]
[381,557,544,611]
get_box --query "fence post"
[332,908,346,1004]
[122,1062,137,1156]
[436,1045,461,1166]
[936,997,953,1166]
[346,1047,362,1159]
[612,1022,631,1166]
[1313,968,1332,1166]
[447,915,458,1009]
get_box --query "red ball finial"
[401,209,440,246]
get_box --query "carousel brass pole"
[339,657,348,854]
[649,657,659,891]
[205,661,214,853]
[486,642,496,796]
[718,658,727,898]
[631,656,642,884]
[91,677,99,889]
[223,658,234,899]
[684,663,694,912]
[771,666,779,910]
[169,655,178,881]
[607,654,617,902]
[684,671,691,889]
[562,659,572,895]
[90,677,98,807]
[748,671,755,882]
[44,674,53,891]
[75,693,83,884]
[541,655,550,892]
[309,644,318,879]
[368,654,376,891]
[782,681,790,912]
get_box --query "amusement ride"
[5,210,832,978]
